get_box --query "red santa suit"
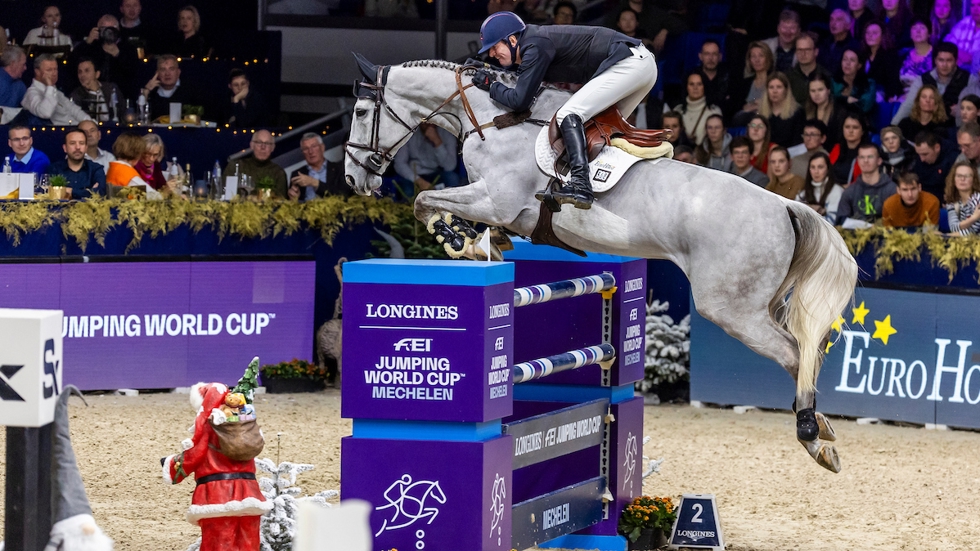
[163,383,272,551]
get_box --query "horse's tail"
[774,202,857,396]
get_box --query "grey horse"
[343,56,858,472]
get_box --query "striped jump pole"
[512,343,616,384]
[513,273,616,308]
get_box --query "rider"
[472,11,658,210]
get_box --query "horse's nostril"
[346,175,355,188]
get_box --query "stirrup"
[551,182,593,210]
[534,179,563,213]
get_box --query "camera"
[99,26,119,44]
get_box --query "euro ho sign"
[0,309,63,427]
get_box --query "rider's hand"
[472,69,496,92]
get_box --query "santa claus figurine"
[163,359,271,551]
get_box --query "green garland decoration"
[838,226,980,283]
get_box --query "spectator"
[142,55,206,121]
[671,72,723,145]
[46,128,106,199]
[862,21,902,100]
[900,19,934,97]
[23,6,73,50]
[0,46,28,108]
[945,0,980,71]
[787,32,831,106]
[662,111,693,149]
[912,130,958,198]
[897,84,954,140]
[135,133,167,191]
[552,2,577,25]
[605,0,675,54]
[615,9,651,50]
[931,0,956,47]
[762,9,801,73]
[837,143,898,226]
[392,122,459,199]
[955,121,980,167]
[830,113,868,184]
[765,146,804,198]
[879,126,917,175]
[78,119,115,173]
[805,74,847,147]
[5,126,51,174]
[819,9,860,74]
[169,6,210,58]
[747,114,776,173]
[695,114,732,170]
[959,93,980,124]
[694,40,730,117]
[672,144,695,163]
[944,160,980,233]
[882,171,941,226]
[70,58,125,122]
[881,0,913,50]
[119,0,157,56]
[288,133,352,201]
[797,152,843,223]
[833,48,877,116]
[71,15,140,99]
[365,0,419,17]
[760,72,805,146]
[21,54,92,126]
[226,69,270,128]
[790,119,829,178]
[106,131,146,187]
[848,0,873,38]
[893,42,977,123]
[731,41,773,126]
[729,135,769,187]
[221,130,288,198]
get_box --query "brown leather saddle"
[548,107,669,164]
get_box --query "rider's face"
[488,36,518,68]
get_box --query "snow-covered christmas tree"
[639,300,690,393]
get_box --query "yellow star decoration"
[831,315,845,332]
[852,302,870,325]
[872,315,898,345]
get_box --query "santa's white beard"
[46,515,113,551]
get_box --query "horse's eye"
[355,109,367,117]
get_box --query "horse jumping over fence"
[343,55,858,472]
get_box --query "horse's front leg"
[414,180,515,259]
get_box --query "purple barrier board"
[0,260,315,390]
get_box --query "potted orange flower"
[259,358,327,393]
[618,495,677,550]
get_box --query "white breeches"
[556,45,658,124]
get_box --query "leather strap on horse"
[455,68,485,141]
[530,183,587,257]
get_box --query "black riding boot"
[550,115,594,210]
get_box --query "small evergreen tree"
[640,300,691,392]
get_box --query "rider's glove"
[471,69,496,92]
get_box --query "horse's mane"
[397,59,518,86]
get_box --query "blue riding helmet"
[478,11,526,55]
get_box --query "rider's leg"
[550,114,594,209]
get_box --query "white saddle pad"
[535,125,665,193]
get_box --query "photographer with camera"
[70,14,140,100]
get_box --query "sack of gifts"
[211,418,265,461]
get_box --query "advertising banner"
[0,260,315,390]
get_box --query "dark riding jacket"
[488,25,640,112]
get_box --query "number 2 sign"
[668,494,725,550]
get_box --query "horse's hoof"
[796,407,819,442]
[489,244,504,262]
[815,412,837,442]
[799,438,841,473]
[443,242,464,258]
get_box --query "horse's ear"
[352,52,378,81]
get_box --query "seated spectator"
[21,55,92,125]
[766,146,805,198]
[142,55,206,121]
[944,160,980,233]
[882,171,941,226]
[883,0,914,50]
[787,32,832,106]
[552,2,577,25]
[861,21,902,101]
[832,48,877,116]
[107,131,163,199]
[805,74,847,148]
[830,113,868,184]
[604,0,675,54]
[135,133,167,191]
[392,123,459,199]
[365,0,419,18]
[729,136,769,187]
[913,130,958,198]
[221,130,288,198]
[761,72,805,146]
[78,119,115,173]
[119,0,156,56]
[747,114,776,174]
[288,133,352,201]
[72,15,140,99]
[671,72,722,146]
[0,46,28,108]
[900,20,934,97]
[892,42,977,124]
[790,119,829,179]
[797,152,843,223]
[615,9,651,50]
[226,69,270,128]
[944,0,980,71]
[879,126,916,176]
[959,94,980,125]
[23,6,73,50]
[5,126,51,174]
[730,41,773,127]
[819,9,860,74]
[695,114,731,171]
[897,84,954,140]
[47,128,106,199]
[168,6,211,58]
[693,40,730,117]
[931,0,956,47]
[837,143,898,226]
[763,9,801,73]
[848,0,873,37]
[672,145,695,163]
[955,121,980,167]
[70,58,125,122]
[662,111,692,149]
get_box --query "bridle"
[344,63,489,180]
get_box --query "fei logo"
[375,475,446,537]
[394,338,432,352]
